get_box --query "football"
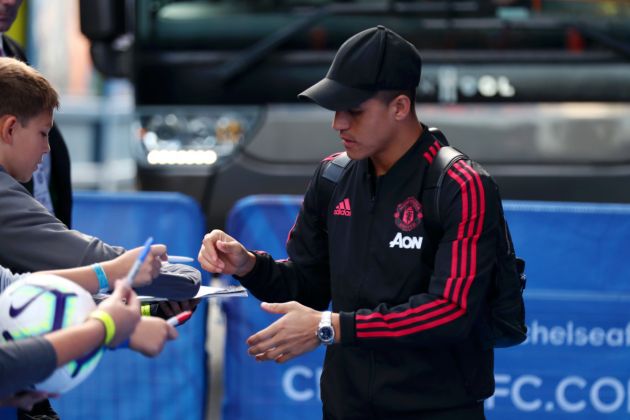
[0,274,104,394]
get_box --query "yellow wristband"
[89,310,116,346]
[141,304,152,317]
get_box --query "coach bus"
[80,0,630,228]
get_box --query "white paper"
[136,285,248,302]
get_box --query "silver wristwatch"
[316,311,335,345]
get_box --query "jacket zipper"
[356,175,379,307]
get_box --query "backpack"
[319,129,527,348]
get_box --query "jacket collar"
[359,123,441,183]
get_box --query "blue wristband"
[92,263,109,293]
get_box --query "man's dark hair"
[376,89,416,112]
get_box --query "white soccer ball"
[0,273,104,394]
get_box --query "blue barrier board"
[50,191,208,420]
[222,197,630,420]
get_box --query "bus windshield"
[133,0,630,105]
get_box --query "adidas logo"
[333,198,352,216]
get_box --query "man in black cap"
[199,26,499,419]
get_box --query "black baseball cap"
[298,25,422,111]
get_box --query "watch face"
[318,326,334,343]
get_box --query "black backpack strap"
[322,129,448,220]
[318,133,463,231]
[424,146,467,226]
[322,152,350,183]
[318,152,351,231]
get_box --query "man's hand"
[129,317,178,357]
[246,301,321,364]
[198,230,255,276]
[0,391,56,411]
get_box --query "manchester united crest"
[394,197,423,232]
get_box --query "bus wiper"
[569,23,630,61]
[212,1,481,87]
[212,4,331,86]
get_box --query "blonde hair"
[0,57,59,125]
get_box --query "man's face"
[331,96,396,162]
[3,111,52,182]
[0,0,23,33]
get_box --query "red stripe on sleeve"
[356,302,457,330]
[356,299,446,321]
[456,161,486,308]
[422,140,442,164]
[355,159,486,339]
[357,309,466,338]
[450,164,476,306]
[443,168,470,303]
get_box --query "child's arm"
[38,244,167,294]
[0,281,142,401]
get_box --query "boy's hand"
[129,317,178,357]
[96,280,141,347]
[103,244,167,289]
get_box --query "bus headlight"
[133,106,261,168]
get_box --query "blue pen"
[126,236,154,286]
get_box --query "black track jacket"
[238,128,500,419]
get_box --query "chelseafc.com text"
[279,319,630,416]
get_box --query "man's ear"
[0,116,18,145]
[391,95,412,121]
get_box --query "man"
[199,26,499,419]
[1,0,72,227]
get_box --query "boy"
[1,0,73,226]
[0,56,197,419]
[0,57,56,185]
[0,57,200,300]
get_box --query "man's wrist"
[316,311,336,345]
[331,313,341,344]
[235,251,257,277]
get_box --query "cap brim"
[298,78,375,111]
